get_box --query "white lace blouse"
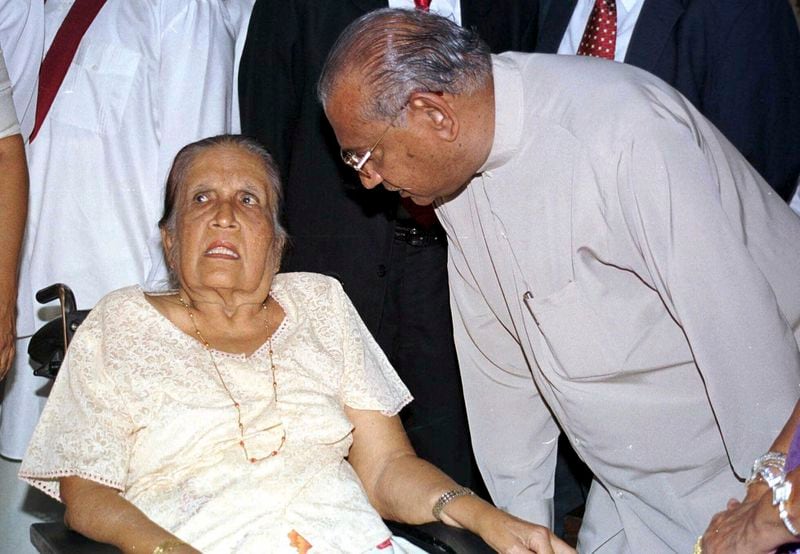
[20,273,413,553]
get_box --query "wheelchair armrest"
[385,520,494,553]
[31,520,493,553]
[30,522,120,553]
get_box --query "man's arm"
[0,48,27,380]
[617,118,800,476]
[446,233,559,527]
[0,132,27,380]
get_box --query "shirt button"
[377,264,387,277]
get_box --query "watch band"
[773,479,800,537]
[747,451,786,487]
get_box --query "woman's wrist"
[432,486,475,521]
[152,539,187,554]
[436,491,492,531]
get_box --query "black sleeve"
[238,0,304,176]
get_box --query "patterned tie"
[577,0,617,60]
[413,0,432,10]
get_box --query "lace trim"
[19,468,125,502]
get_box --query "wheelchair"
[26,284,495,553]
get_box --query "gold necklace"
[177,294,286,464]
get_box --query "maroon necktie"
[576,0,617,60]
[30,0,108,142]
[413,0,432,10]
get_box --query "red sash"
[30,0,107,142]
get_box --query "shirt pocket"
[52,40,140,136]
[523,281,624,381]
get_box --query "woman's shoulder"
[92,285,150,315]
[272,272,345,298]
[271,272,351,324]
[65,286,153,360]
[76,285,158,336]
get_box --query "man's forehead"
[326,80,379,148]
[327,75,367,115]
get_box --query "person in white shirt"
[0,0,237,461]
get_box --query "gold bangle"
[153,540,187,554]
[693,536,703,554]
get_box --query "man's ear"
[407,91,460,142]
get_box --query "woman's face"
[163,144,280,297]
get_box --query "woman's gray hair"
[318,8,492,121]
[159,135,288,282]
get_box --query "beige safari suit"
[436,53,800,552]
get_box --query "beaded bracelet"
[432,486,475,521]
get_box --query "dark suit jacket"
[239,1,538,339]
[536,0,800,201]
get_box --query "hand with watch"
[699,451,799,554]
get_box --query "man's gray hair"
[318,8,492,121]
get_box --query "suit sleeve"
[702,0,800,200]
[238,0,301,175]
[156,0,234,185]
[617,118,800,476]
[446,231,558,527]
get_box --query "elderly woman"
[20,135,573,554]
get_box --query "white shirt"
[0,0,44,136]
[0,0,236,459]
[387,0,462,26]
[0,49,19,138]
[228,0,256,133]
[557,0,645,61]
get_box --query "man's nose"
[359,169,383,189]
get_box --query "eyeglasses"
[340,106,406,177]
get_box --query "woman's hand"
[701,484,792,554]
[471,504,575,554]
